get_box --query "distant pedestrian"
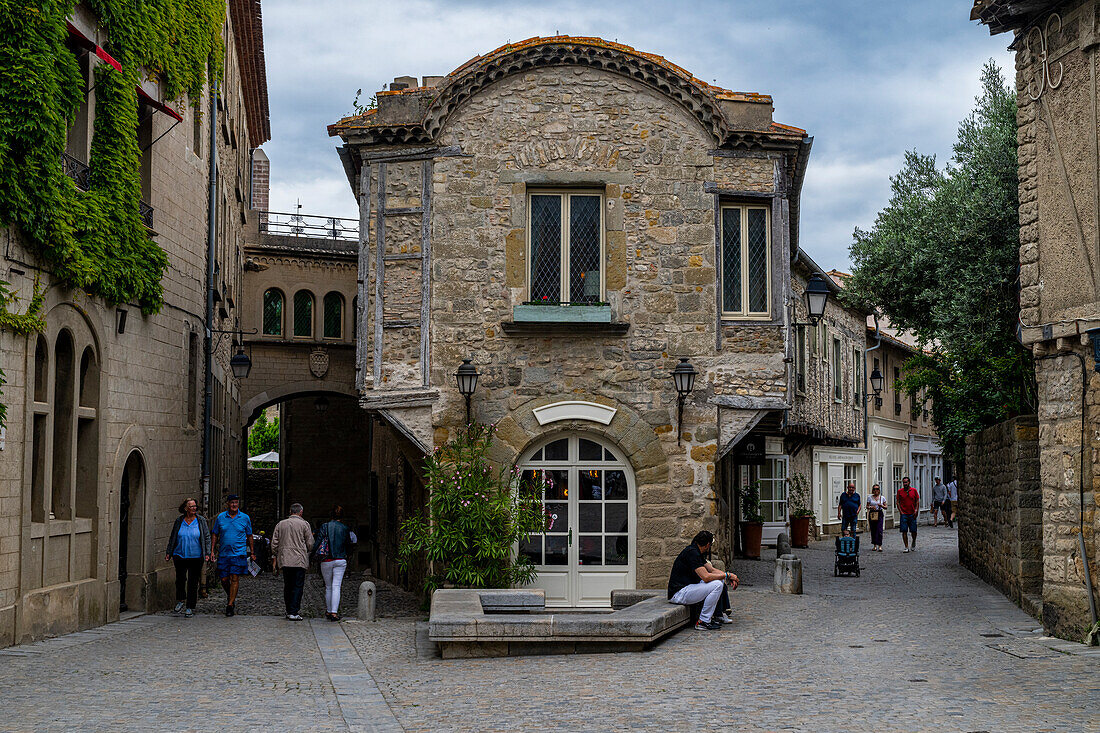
[316,505,357,621]
[271,503,313,621]
[895,477,920,553]
[931,478,947,526]
[837,481,861,535]
[164,498,210,618]
[866,484,887,551]
[944,479,958,528]
[211,494,254,617]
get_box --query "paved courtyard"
[1,527,1097,732]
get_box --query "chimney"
[390,75,417,91]
[251,148,270,230]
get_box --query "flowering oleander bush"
[398,424,549,593]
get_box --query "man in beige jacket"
[271,503,314,620]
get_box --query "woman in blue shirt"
[164,498,211,618]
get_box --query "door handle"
[568,528,572,546]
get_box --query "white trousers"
[670,579,724,623]
[320,559,347,613]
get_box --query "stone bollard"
[357,581,377,621]
[776,532,792,558]
[774,554,803,594]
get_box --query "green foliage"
[0,0,224,314]
[398,425,549,594]
[247,410,279,464]
[787,472,814,519]
[740,481,764,524]
[843,61,1033,464]
[0,277,45,429]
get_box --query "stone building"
[0,2,269,645]
[973,0,1100,639]
[329,37,868,605]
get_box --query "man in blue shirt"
[836,482,862,535]
[211,494,254,617]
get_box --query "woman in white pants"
[317,505,356,621]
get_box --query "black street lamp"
[229,344,252,379]
[671,358,698,446]
[869,366,884,408]
[803,274,830,323]
[455,359,480,425]
[314,395,329,413]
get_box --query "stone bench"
[428,588,690,658]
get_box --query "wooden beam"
[355,165,371,392]
[359,145,464,163]
[374,163,386,387]
[704,182,777,198]
[382,207,424,216]
[420,158,432,388]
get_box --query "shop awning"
[137,85,184,122]
[66,21,122,73]
[247,451,279,464]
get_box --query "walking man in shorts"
[895,477,920,553]
[211,494,254,616]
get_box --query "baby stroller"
[834,534,860,576]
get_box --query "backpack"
[312,523,332,563]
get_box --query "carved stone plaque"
[309,348,329,379]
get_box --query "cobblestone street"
[2,527,1097,732]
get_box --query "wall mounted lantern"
[869,366,884,408]
[803,274,831,323]
[314,395,329,413]
[455,359,480,425]
[229,344,252,379]
[671,357,698,446]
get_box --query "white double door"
[518,434,636,607]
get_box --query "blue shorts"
[899,514,918,534]
[217,554,249,579]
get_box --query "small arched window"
[262,288,284,336]
[323,292,343,339]
[293,290,314,338]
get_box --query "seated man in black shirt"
[667,530,739,630]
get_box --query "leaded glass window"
[323,292,343,339]
[293,290,313,338]
[720,205,770,318]
[528,191,603,304]
[262,289,283,336]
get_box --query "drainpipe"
[201,82,219,513]
[863,312,883,449]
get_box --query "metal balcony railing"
[258,210,359,242]
[62,153,91,191]
[139,200,154,229]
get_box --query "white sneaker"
[717,615,734,624]
[173,602,185,613]
[286,614,303,621]
[902,547,909,553]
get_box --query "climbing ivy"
[0,0,225,315]
[0,278,45,429]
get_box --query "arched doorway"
[518,433,636,607]
[118,451,146,612]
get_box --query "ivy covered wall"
[0,0,225,315]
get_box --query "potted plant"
[740,481,765,559]
[787,472,814,548]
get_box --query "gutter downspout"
[201,81,219,513]
[864,313,883,450]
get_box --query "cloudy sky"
[260,0,1013,270]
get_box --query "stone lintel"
[499,171,634,185]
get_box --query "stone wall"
[959,415,1042,613]
[243,467,279,537]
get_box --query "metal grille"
[529,195,561,303]
[323,292,342,338]
[293,290,313,337]
[746,208,768,313]
[61,153,90,191]
[139,200,154,230]
[721,208,742,312]
[568,195,601,303]
[262,289,283,335]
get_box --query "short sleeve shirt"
[896,487,920,516]
[667,544,707,599]
[946,481,959,501]
[838,492,861,518]
[212,511,252,557]
[932,483,948,502]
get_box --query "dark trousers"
[869,513,885,546]
[841,515,858,534]
[943,499,953,526]
[282,567,306,616]
[173,556,203,610]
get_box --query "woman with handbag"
[164,498,211,618]
[315,505,357,621]
[867,484,888,552]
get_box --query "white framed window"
[720,204,771,318]
[528,191,604,304]
[832,336,842,402]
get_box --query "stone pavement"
[1,527,1097,732]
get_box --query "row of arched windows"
[263,288,350,340]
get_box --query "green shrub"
[741,481,764,524]
[398,424,549,593]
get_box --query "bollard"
[776,532,792,558]
[774,554,803,594]
[357,581,377,621]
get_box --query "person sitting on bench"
[667,530,739,631]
